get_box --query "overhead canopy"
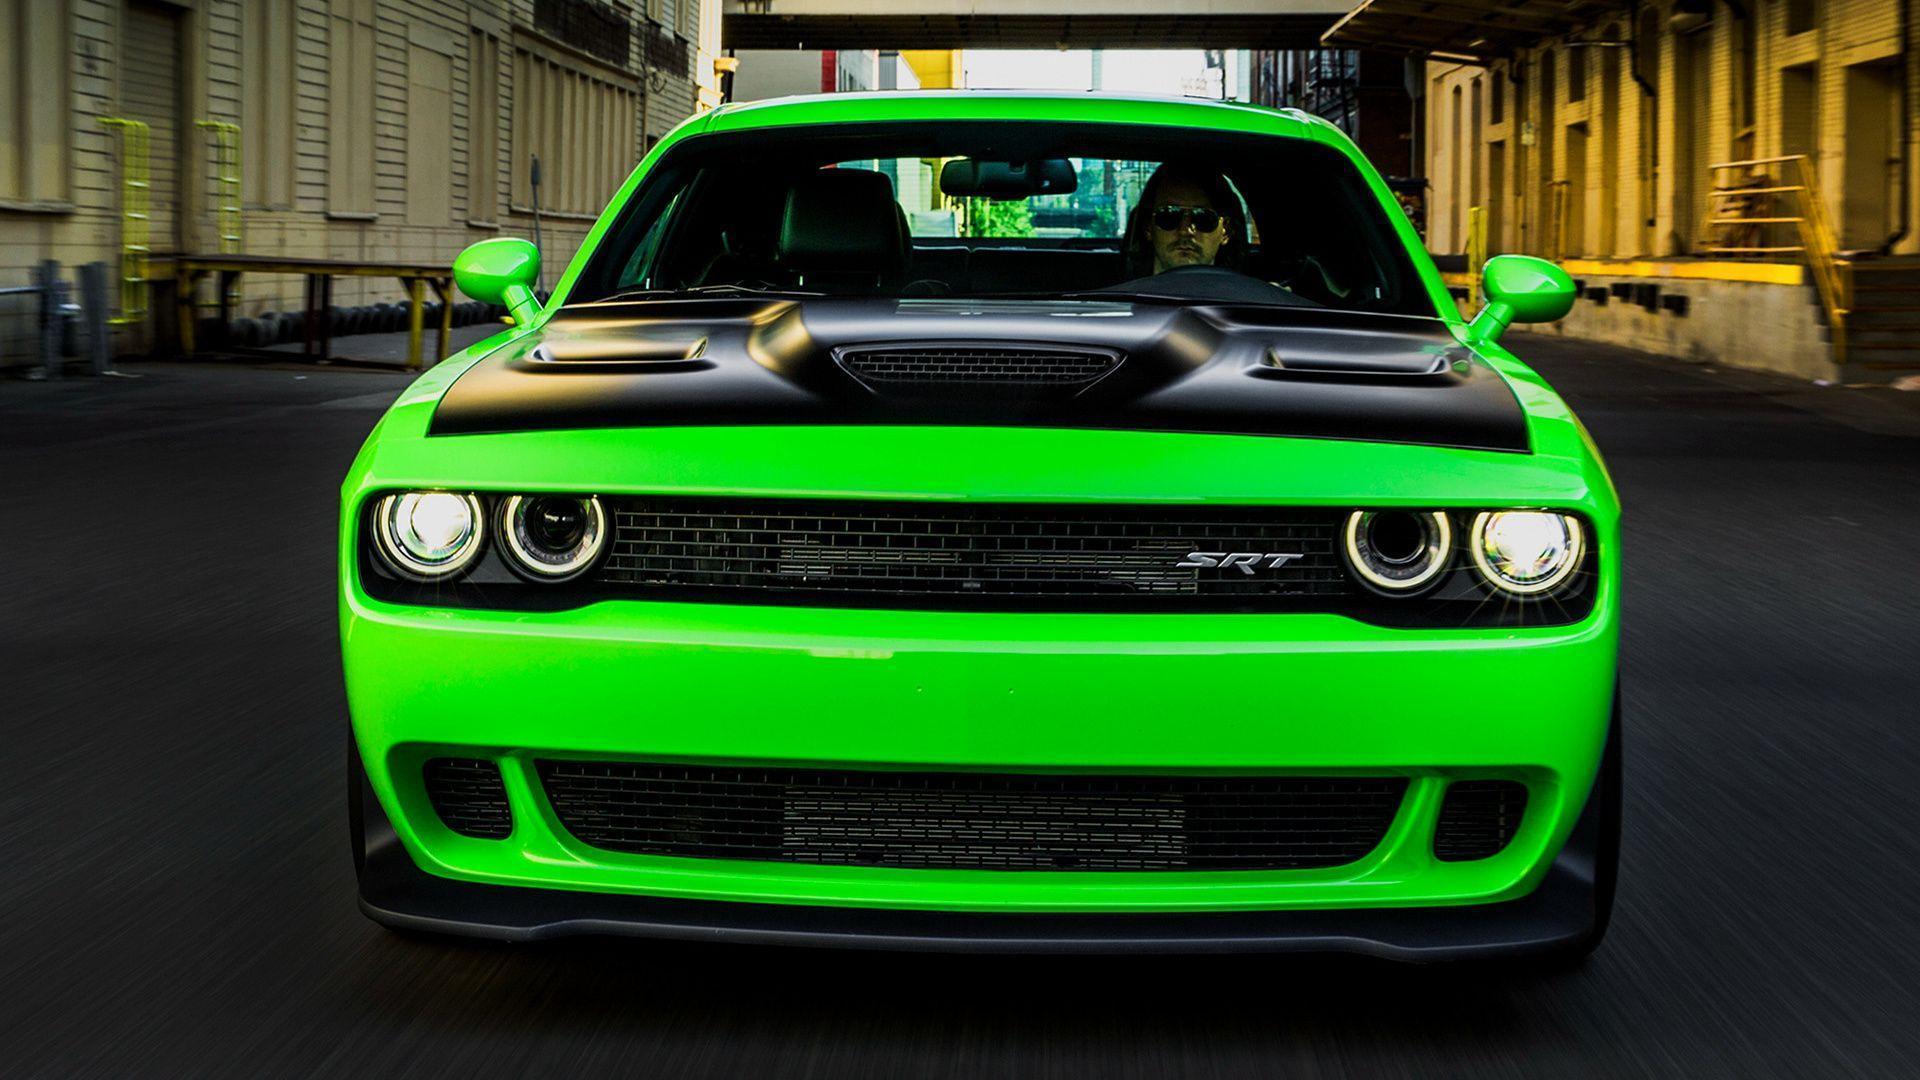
[722,0,1351,50]
[724,14,1341,50]
[1321,0,1624,60]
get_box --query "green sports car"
[342,91,1620,961]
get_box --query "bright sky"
[961,51,1217,97]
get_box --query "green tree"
[966,197,1035,238]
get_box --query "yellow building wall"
[1424,0,1915,382]
[901,50,963,90]
[1427,0,1916,262]
[0,0,715,363]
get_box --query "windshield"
[572,120,1435,317]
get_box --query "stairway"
[1841,256,1920,380]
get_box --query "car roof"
[702,90,1335,143]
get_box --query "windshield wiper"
[1051,289,1319,309]
[603,283,823,301]
[1050,289,1191,304]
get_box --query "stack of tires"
[226,299,505,347]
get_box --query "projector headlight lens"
[1342,509,1452,593]
[373,491,484,579]
[1470,510,1584,596]
[500,494,606,580]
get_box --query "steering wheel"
[1119,263,1313,306]
[1155,264,1251,279]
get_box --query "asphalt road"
[3,340,1918,1078]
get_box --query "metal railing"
[98,118,152,325]
[1464,204,1489,309]
[195,120,244,317]
[195,120,244,254]
[0,261,114,378]
[1703,155,1849,360]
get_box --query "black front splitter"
[361,858,1599,962]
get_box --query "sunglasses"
[1151,205,1225,234]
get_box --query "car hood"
[429,298,1528,453]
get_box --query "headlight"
[372,491,484,579]
[1469,510,1584,596]
[1342,510,1452,593]
[499,494,607,580]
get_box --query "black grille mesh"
[1433,779,1529,861]
[538,761,1408,871]
[839,346,1119,386]
[422,757,513,839]
[598,498,1349,606]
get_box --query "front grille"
[538,761,1408,871]
[837,346,1120,387]
[1433,780,1529,861]
[422,757,513,839]
[598,498,1349,608]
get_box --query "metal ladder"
[195,120,244,254]
[97,118,151,325]
[1703,155,1849,362]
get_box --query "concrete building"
[729,49,875,99]
[1327,0,1919,381]
[1248,49,1417,183]
[728,48,933,101]
[0,0,723,366]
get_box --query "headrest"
[777,169,907,278]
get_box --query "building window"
[327,0,377,214]
[512,46,640,216]
[646,23,689,78]
[655,0,677,36]
[1470,76,1483,212]
[470,31,502,223]
[0,0,70,204]
[1785,0,1817,36]
[1490,65,1505,124]
[241,0,295,210]
[1733,10,1757,158]
[678,0,698,47]
[1568,44,1586,103]
[533,0,632,71]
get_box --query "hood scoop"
[834,344,1123,395]
[1260,344,1460,379]
[517,326,710,371]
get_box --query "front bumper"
[344,594,1616,918]
[354,713,1616,959]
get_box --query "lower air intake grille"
[598,498,1348,609]
[423,757,513,839]
[538,762,1407,871]
[1433,779,1529,861]
[837,346,1120,387]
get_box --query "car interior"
[582,124,1433,317]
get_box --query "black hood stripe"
[429,299,1528,453]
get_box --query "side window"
[1224,175,1257,246]
[1238,168,1401,310]
[618,189,681,289]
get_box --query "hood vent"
[1262,345,1456,378]
[835,344,1121,391]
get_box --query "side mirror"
[453,238,541,325]
[1466,254,1575,344]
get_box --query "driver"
[1130,164,1243,275]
